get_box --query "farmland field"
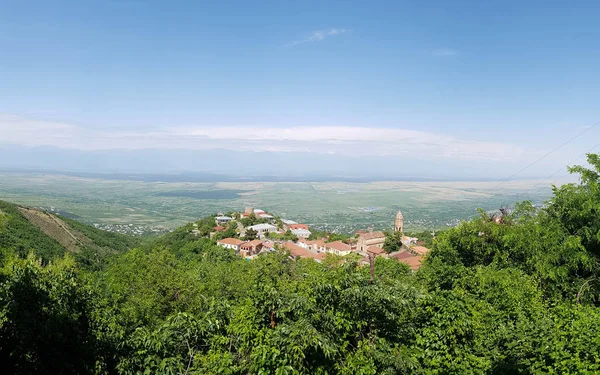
[0,172,559,233]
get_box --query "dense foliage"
[2,154,600,374]
[0,200,65,262]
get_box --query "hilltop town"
[195,206,430,270]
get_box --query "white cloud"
[432,48,459,57]
[285,28,350,47]
[0,114,538,162]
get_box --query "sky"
[1,0,599,179]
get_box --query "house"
[246,223,278,237]
[356,231,386,253]
[258,213,276,223]
[262,241,276,251]
[217,238,245,251]
[240,240,264,256]
[325,240,353,256]
[284,223,311,238]
[390,251,424,270]
[367,245,387,258]
[283,242,325,262]
[399,255,423,270]
[410,245,430,256]
[281,219,298,231]
[253,209,265,215]
[291,228,311,238]
[287,223,309,231]
[215,216,233,225]
[213,225,226,232]
[308,239,326,253]
[297,238,310,249]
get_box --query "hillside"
[0,200,139,269]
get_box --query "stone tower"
[394,210,404,233]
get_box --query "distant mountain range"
[0,144,553,181]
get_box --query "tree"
[244,228,258,241]
[0,254,101,374]
[383,231,403,253]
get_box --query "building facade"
[217,238,245,251]
[356,231,386,253]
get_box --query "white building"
[325,240,353,256]
[217,238,245,251]
[291,228,311,239]
[297,239,310,249]
[215,216,233,225]
[246,223,278,237]
[259,213,276,223]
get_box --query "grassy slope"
[0,200,140,268]
[0,200,65,261]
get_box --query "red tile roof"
[326,240,351,252]
[367,246,386,255]
[287,223,309,230]
[358,231,386,241]
[390,251,413,260]
[309,239,326,247]
[218,238,245,246]
[214,225,226,232]
[398,255,423,270]
[283,242,325,260]
[411,246,430,255]
[240,240,263,250]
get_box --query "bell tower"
[394,210,404,233]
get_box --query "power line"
[516,140,600,199]
[466,120,600,217]
[473,120,600,208]
[489,120,600,192]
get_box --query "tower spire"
[394,210,404,233]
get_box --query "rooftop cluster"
[201,206,429,269]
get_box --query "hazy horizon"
[0,144,584,183]
[2,1,599,180]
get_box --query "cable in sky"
[490,120,600,192]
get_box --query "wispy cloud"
[432,48,459,57]
[285,28,350,47]
[0,114,537,161]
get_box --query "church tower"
[394,210,404,233]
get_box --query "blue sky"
[1,0,599,178]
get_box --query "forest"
[0,154,599,374]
